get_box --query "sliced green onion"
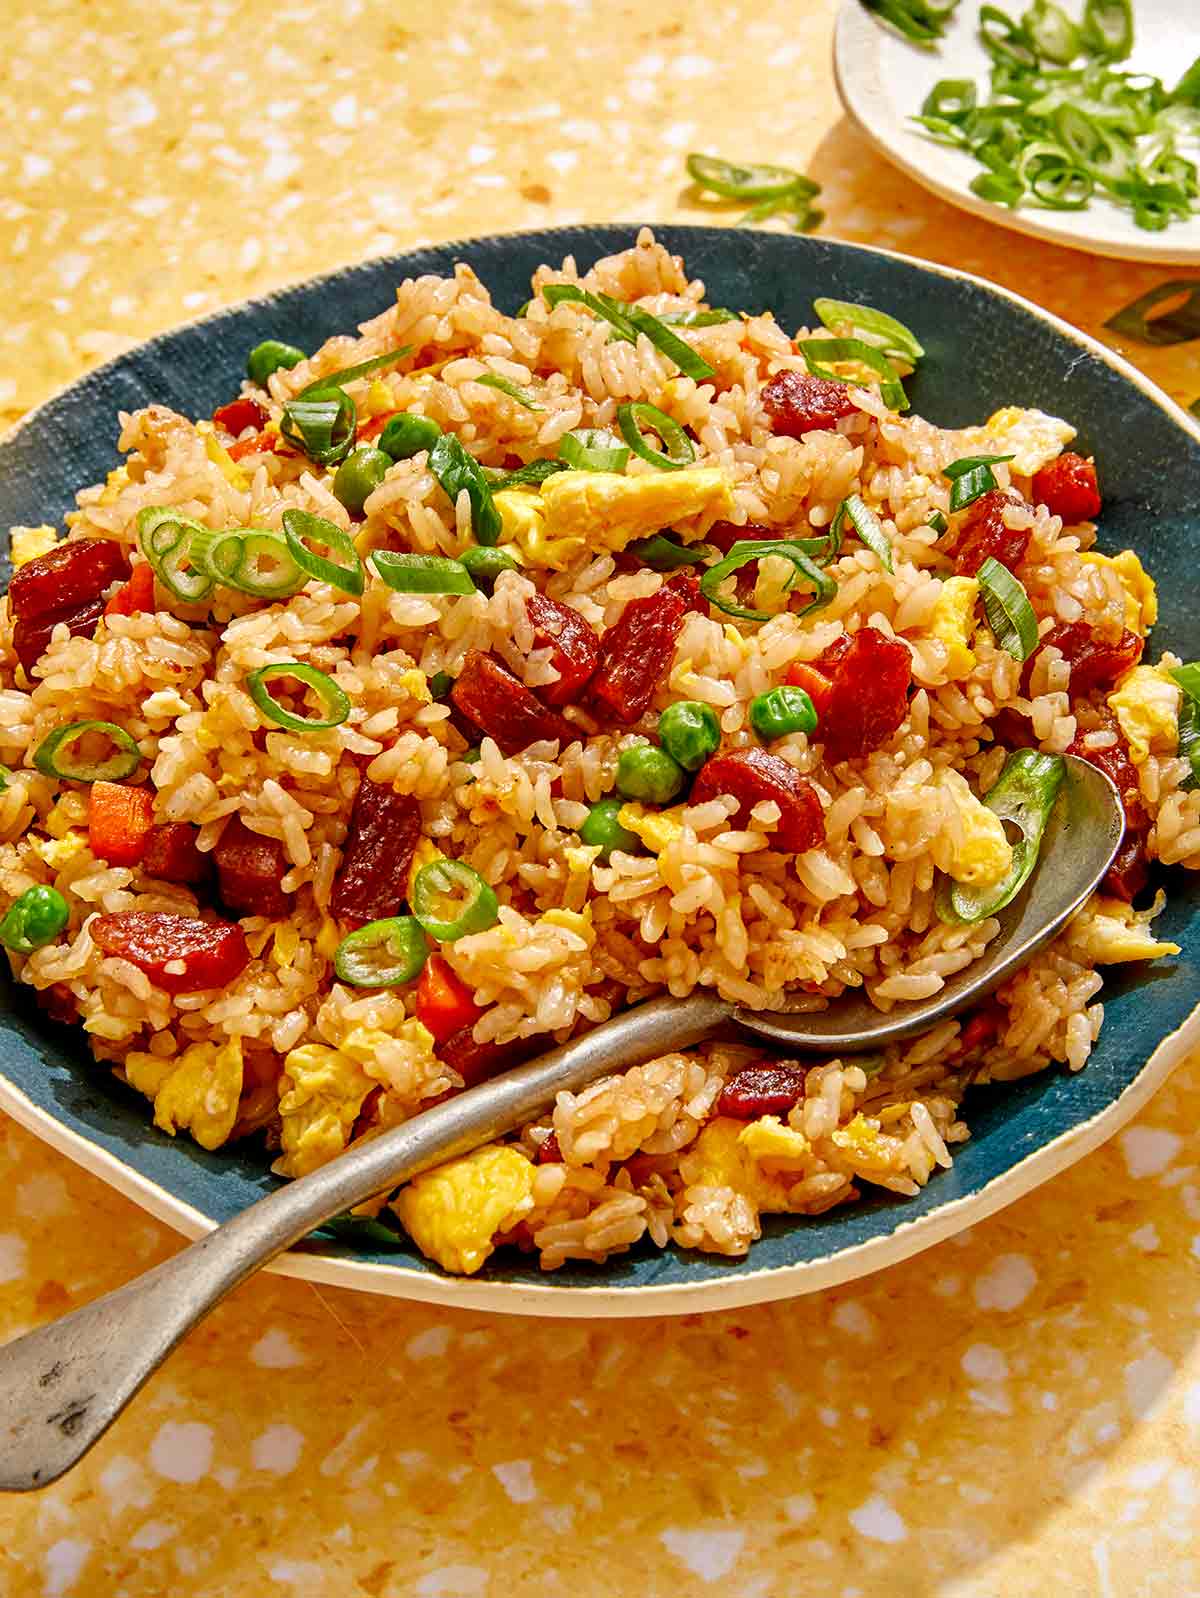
[1081,0,1132,59]
[627,534,712,571]
[485,459,571,490]
[1171,664,1200,790]
[542,284,637,343]
[1104,281,1200,345]
[0,885,70,955]
[860,0,952,46]
[625,308,716,382]
[812,299,925,362]
[943,453,1018,481]
[739,189,824,232]
[928,509,949,533]
[281,508,365,597]
[978,556,1039,660]
[921,79,978,122]
[371,551,475,596]
[411,858,499,941]
[334,916,429,987]
[280,389,357,466]
[980,4,1038,67]
[477,373,542,410]
[313,1213,408,1249]
[33,720,142,783]
[699,539,837,624]
[459,547,519,589]
[800,338,908,411]
[246,662,350,732]
[1022,0,1080,64]
[937,750,1065,923]
[971,168,1026,208]
[1020,145,1093,208]
[616,402,695,470]
[558,429,630,472]
[0,767,9,793]
[191,528,306,599]
[834,494,894,572]
[943,453,1015,512]
[296,346,412,399]
[428,432,502,546]
[137,507,215,603]
[657,307,741,327]
[428,670,454,701]
[1171,57,1200,105]
[685,154,817,199]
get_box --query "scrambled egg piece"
[99,466,130,506]
[496,467,732,570]
[929,576,980,681]
[196,420,251,491]
[935,769,1013,888]
[124,1039,244,1152]
[974,407,1076,477]
[9,526,58,567]
[28,830,88,870]
[406,836,442,903]
[272,922,301,970]
[540,905,594,942]
[617,802,684,854]
[364,379,395,416]
[43,794,87,838]
[1064,893,1180,964]
[1081,550,1157,636]
[1106,666,1180,765]
[392,1144,536,1275]
[276,1041,374,1178]
[739,1116,811,1166]
[680,1118,796,1211]
[316,916,342,961]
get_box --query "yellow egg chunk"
[28,830,88,869]
[125,1039,244,1152]
[978,407,1076,477]
[679,1117,796,1212]
[929,576,980,681]
[276,1042,375,1178]
[492,489,576,570]
[934,769,1013,887]
[540,466,732,552]
[616,802,684,854]
[9,525,59,567]
[392,1144,536,1275]
[738,1116,811,1166]
[406,837,442,904]
[1064,893,1180,964]
[1106,665,1180,765]
[197,420,251,490]
[1080,550,1157,635]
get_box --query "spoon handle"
[0,991,730,1492]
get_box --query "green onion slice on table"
[942,453,1015,512]
[685,154,815,199]
[334,916,429,988]
[33,721,142,783]
[1105,282,1200,346]
[812,299,925,363]
[428,432,502,546]
[616,403,695,470]
[937,749,1065,923]
[137,508,215,603]
[700,539,837,623]
[1171,663,1200,790]
[411,859,500,941]
[800,338,909,411]
[558,429,630,473]
[246,662,351,732]
[978,556,1040,660]
[280,389,358,466]
[191,528,307,598]
[0,885,70,955]
[281,509,365,596]
[476,373,542,410]
[833,494,894,572]
[371,551,476,596]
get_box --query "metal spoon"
[0,755,1121,1491]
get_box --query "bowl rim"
[2,222,1198,1316]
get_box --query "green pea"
[749,685,818,742]
[658,700,721,772]
[615,745,687,805]
[378,412,442,461]
[459,546,518,591]
[332,445,392,515]
[578,797,640,861]
[0,885,70,955]
[246,340,307,386]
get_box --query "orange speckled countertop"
[1,1,1199,1592]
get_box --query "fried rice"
[0,228,1193,1277]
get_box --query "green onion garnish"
[246,662,350,732]
[800,338,909,411]
[484,459,571,490]
[411,858,500,941]
[1024,0,1080,63]
[624,308,716,382]
[428,670,455,701]
[834,494,894,572]
[699,539,837,623]
[928,509,949,533]
[978,556,1039,660]
[372,551,476,596]
[191,528,306,599]
[616,402,695,470]
[33,720,142,783]
[558,429,630,472]
[477,373,542,410]
[812,299,925,362]
[1081,0,1132,59]
[657,307,741,327]
[542,284,636,342]
[295,346,412,399]
[281,509,365,597]
[0,885,70,955]
[333,915,429,988]
[1170,663,1200,790]
[943,453,1015,512]
[1105,281,1200,346]
[137,508,215,604]
[937,750,1065,923]
[281,389,357,466]
[428,432,502,546]
[627,533,712,571]
[459,546,519,589]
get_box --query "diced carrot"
[416,955,483,1045]
[88,782,155,867]
[227,431,291,462]
[784,661,835,719]
[104,561,156,617]
[212,397,268,436]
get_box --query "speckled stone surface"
[1,0,1199,1591]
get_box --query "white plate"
[834,0,1200,264]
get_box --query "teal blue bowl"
[2,227,1198,1314]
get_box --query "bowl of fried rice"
[0,225,1197,1314]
